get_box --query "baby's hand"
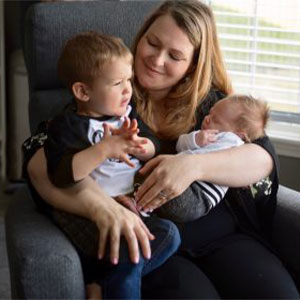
[114,195,140,216]
[195,129,219,146]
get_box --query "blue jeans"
[98,216,180,299]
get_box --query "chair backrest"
[24,0,161,133]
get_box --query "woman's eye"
[147,38,158,48]
[170,54,181,61]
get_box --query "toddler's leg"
[86,282,102,300]
[97,238,146,299]
[142,216,181,276]
[156,181,212,222]
[52,210,145,299]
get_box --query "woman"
[26,0,299,298]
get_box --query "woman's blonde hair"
[132,0,233,139]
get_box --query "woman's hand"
[91,195,154,265]
[28,149,155,265]
[135,154,197,211]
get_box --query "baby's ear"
[236,131,249,142]
[72,82,90,102]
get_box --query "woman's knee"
[201,236,300,299]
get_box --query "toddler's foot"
[86,282,102,300]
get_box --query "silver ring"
[158,191,168,199]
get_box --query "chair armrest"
[5,185,85,299]
[272,185,300,274]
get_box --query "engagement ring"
[158,190,168,199]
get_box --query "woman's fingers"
[123,227,140,264]
[98,227,109,260]
[136,154,196,210]
[134,224,152,260]
[138,155,162,176]
[96,204,154,264]
[139,219,155,241]
[135,173,160,205]
[143,196,168,211]
[110,226,121,264]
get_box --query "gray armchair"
[5,1,300,298]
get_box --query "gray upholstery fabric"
[5,186,85,299]
[273,185,300,275]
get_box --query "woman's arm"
[27,148,154,264]
[136,143,273,211]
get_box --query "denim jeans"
[52,210,180,300]
[98,216,181,299]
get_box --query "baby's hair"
[58,31,132,90]
[225,94,270,142]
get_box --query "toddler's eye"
[114,81,121,86]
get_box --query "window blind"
[209,0,300,121]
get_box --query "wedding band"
[158,191,168,199]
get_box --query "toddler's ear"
[72,82,90,102]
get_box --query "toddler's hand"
[101,122,147,167]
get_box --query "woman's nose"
[151,51,165,67]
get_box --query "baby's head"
[202,94,269,142]
[58,31,133,117]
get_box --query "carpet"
[0,217,11,299]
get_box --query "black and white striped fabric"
[176,131,244,208]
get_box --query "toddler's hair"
[57,31,132,90]
[225,94,269,142]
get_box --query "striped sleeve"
[196,181,228,207]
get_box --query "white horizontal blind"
[209,0,300,118]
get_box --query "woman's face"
[135,14,195,99]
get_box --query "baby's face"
[201,99,241,132]
[86,55,133,117]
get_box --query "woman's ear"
[72,82,90,102]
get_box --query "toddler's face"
[201,99,241,132]
[87,56,133,117]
